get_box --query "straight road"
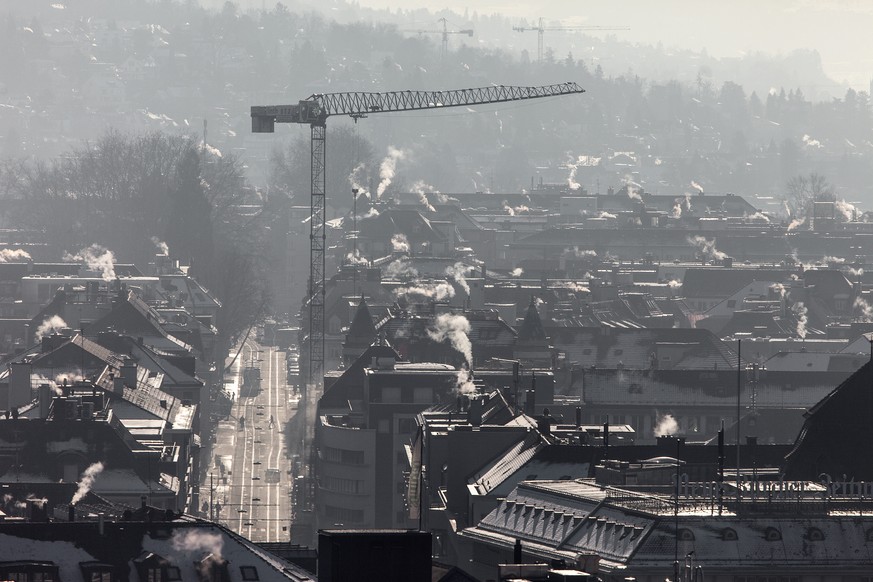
[211,340,297,542]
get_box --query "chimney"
[575,406,582,428]
[525,373,537,415]
[514,538,523,564]
[38,384,51,419]
[8,362,32,411]
[98,513,105,536]
[468,396,483,427]
[537,409,553,437]
[68,504,75,522]
[121,360,137,388]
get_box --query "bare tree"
[783,172,835,219]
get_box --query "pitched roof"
[517,297,547,342]
[347,296,377,341]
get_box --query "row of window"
[321,446,365,465]
[321,475,365,495]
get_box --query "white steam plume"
[386,258,418,279]
[455,370,476,396]
[597,211,617,219]
[670,202,682,219]
[792,301,808,339]
[511,267,524,278]
[348,162,371,200]
[835,199,858,221]
[624,175,642,201]
[690,180,704,194]
[0,249,31,262]
[686,235,727,261]
[667,279,682,289]
[391,233,410,253]
[770,282,787,299]
[394,281,454,301]
[445,262,472,295]
[35,315,68,341]
[172,529,224,560]
[427,313,472,367]
[653,414,678,437]
[567,155,583,191]
[823,256,845,264]
[150,237,169,255]
[64,244,116,281]
[502,200,515,216]
[786,217,806,231]
[746,211,770,223]
[376,146,406,199]
[411,180,437,212]
[855,296,873,323]
[71,462,104,504]
[345,250,368,266]
[850,267,865,278]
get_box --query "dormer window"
[240,567,259,581]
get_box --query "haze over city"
[0,1,872,580]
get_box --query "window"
[807,527,824,541]
[677,528,695,541]
[381,387,401,403]
[764,527,782,541]
[239,567,259,581]
[321,476,364,494]
[413,387,431,404]
[721,528,738,541]
[322,447,365,465]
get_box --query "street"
[210,339,299,542]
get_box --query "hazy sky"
[347,0,872,90]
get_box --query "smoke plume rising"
[0,249,31,262]
[150,237,169,255]
[792,301,808,338]
[653,414,678,437]
[391,234,410,253]
[64,244,116,281]
[35,315,68,341]
[445,262,472,295]
[172,529,224,561]
[71,462,104,504]
[376,146,406,199]
[427,313,472,367]
[686,235,727,262]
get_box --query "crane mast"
[513,17,629,63]
[251,82,585,390]
[398,18,473,61]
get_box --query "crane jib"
[251,83,585,128]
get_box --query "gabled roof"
[319,343,401,409]
[517,297,547,343]
[347,296,376,341]
[90,291,191,352]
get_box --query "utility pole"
[352,188,359,297]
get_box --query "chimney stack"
[575,406,582,428]
[68,504,75,522]
[468,396,483,427]
[38,384,51,419]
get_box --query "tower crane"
[399,18,473,61]
[513,17,629,63]
[251,82,585,389]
